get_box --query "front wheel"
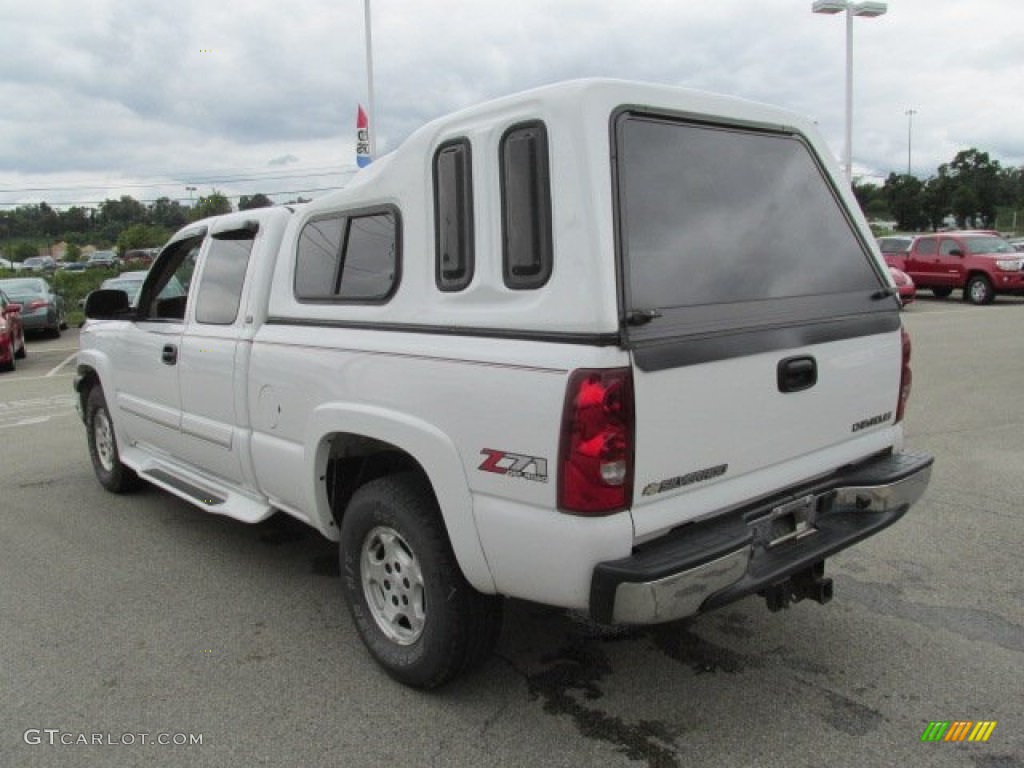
[965,275,994,305]
[339,473,503,689]
[86,386,140,493]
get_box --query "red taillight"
[28,299,48,310]
[895,327,912,423]
[558,368,634,515]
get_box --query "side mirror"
[84,288,131,320]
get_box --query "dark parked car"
[21,256,58,272]
[0,287,27,372]
[86,251,120,269]
[0,277,67,337]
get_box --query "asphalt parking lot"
[2,298,1022,768]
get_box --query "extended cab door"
[113,231,204,456]
[175,221,259,486]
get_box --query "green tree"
[950,187,979,229]
[11,242,38,262]
[883,173,926,231]
[148,197,190,230]
[938,149,1002,227]
[116,224,171,254]
[921,176,952,231]
[191,191,232,221]
[239,193,274,210]
[65,243,83,262]
[852,180,888,221]
[97,196,147,242]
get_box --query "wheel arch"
[305,403,496,594]
[74,349,126,432]
[73,361,104,418]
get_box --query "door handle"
[162,344,178,365]
[777,356,817,393]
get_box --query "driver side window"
[939,239,960,257]
[137,236,204,321]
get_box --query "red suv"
[888,232,1024,305]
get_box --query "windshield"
[963,236,1016,255]
[0,278,46,295]
[878,238,912,253]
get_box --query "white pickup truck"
[76,79,933,688]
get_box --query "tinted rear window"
[616,114,880,311]
[295,209,400,302]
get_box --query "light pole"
[186,185,197,207]
[905,108,917,176]
[363,0,377,160]
[811,1,888,183]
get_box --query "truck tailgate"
[629,329,902,539]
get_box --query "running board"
[124,446,275,524]
[143,468,227,506]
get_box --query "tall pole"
[813,2,887,184]
[844,6,854,182]
[905,109,917,176]
[364,0,377,159]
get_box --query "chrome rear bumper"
[590,451,933,625]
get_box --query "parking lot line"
[47,352,78,377]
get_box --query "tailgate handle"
[161,344,178,365]
[778,356,817,393]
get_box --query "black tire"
[339,473,503,689]
[86,386,141,493]
[964,275,994,305]
[1,338,14,372]
[931,286,953,299]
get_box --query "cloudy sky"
[1,0,1021,210]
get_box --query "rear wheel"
[931,286,953,299]
[1,338,14,372]
[339,473,503,689]
[86,386,140,492]
[965,275,994,305]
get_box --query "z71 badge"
[478,449,549,483]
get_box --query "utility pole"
[905,109,917,176]
[364,0,377,159]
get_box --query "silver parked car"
[0,277,67,337]
[98,270,186,307]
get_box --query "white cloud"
[1,0,1021,208]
